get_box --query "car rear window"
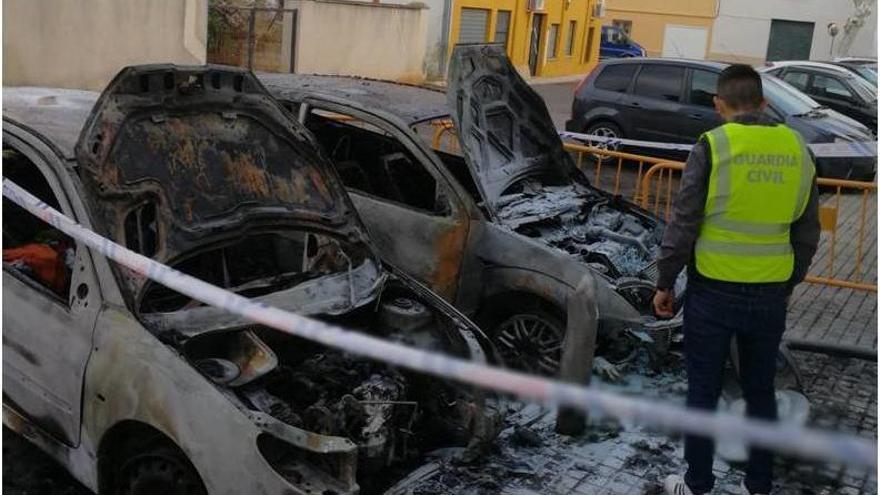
[634,64,685,102]
[594,64,637,93]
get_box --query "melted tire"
[114,445,206,495]
[490,309,566,376]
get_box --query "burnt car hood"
[75,65,371,300]
[447,44,585,213]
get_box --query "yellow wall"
[449,0,602,78]
[605,0,717,57]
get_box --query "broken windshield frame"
[138,228,385,328]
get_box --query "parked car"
[261,45,683,378]
[830,59,878,86]
[600,25,646,58]
[761,60,877,131]
[2,65,500,495]
[567,58,877,180]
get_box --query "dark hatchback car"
[567,58,876,180]
[761,61,877,132]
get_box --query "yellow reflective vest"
[695,123,815,283]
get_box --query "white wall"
[287,0,445,79]
[289,0,429,83]
[710,0,877,64]
[419,0,449,80]
[4,0,207,91]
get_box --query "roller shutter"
[459,8,489,44]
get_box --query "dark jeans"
[682,277,788,495]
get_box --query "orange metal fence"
[638,161,878,293]
[563,142,675,201]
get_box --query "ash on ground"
[383,350,876,495]
[4,351,876,494]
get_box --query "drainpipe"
[438,0,452,78]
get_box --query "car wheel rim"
[587,126,620,161]
[494,314,563,375]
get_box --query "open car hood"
[75,65,370,300]
[446,44,584,214]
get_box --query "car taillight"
[575,65,600,95]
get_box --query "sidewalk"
[425,72,585,89]
[392,350,877,494]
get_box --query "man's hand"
[653,288,675,318]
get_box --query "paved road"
[533,81,578,129]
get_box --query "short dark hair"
[717,64,764,110]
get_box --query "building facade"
[603,0,877,64]
[709,0,877,64]
[422,0,603,80]
[208,0,428,83]
[604,0,717,59]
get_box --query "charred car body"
[2,66,499,495]
[261,45,684,376]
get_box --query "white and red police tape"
[3,178,876,469]
[559,130,879,158]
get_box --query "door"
[299,104,470,301]
[2,135,101,445]
[680,68,724,142]
[662,25,708,59]
[766,20,814,61]
[529,14,546,76]
[624,63,687,142]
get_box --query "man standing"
[653,65,820,495]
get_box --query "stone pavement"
[390,351,877,495]
[787,190,878,352]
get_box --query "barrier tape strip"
[559,130,879,158]
[3,178,876,469]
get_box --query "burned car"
[2,66,499,495]
[260,44,684,376]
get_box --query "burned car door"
[298,103,471,301]
[2,132,102,445]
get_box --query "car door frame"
[2,123,105,447]
[293,97,481,307]
[624,62,689,142]
[680,66,725,143]
[780,68,850,114]
[806,70,870,118]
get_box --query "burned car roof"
[3,87,99,160]
[258,73,450,124]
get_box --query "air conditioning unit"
[527,0,545,12]
[593,0,606,18]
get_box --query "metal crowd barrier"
[563,142,672,201]
[635,160,878,293]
